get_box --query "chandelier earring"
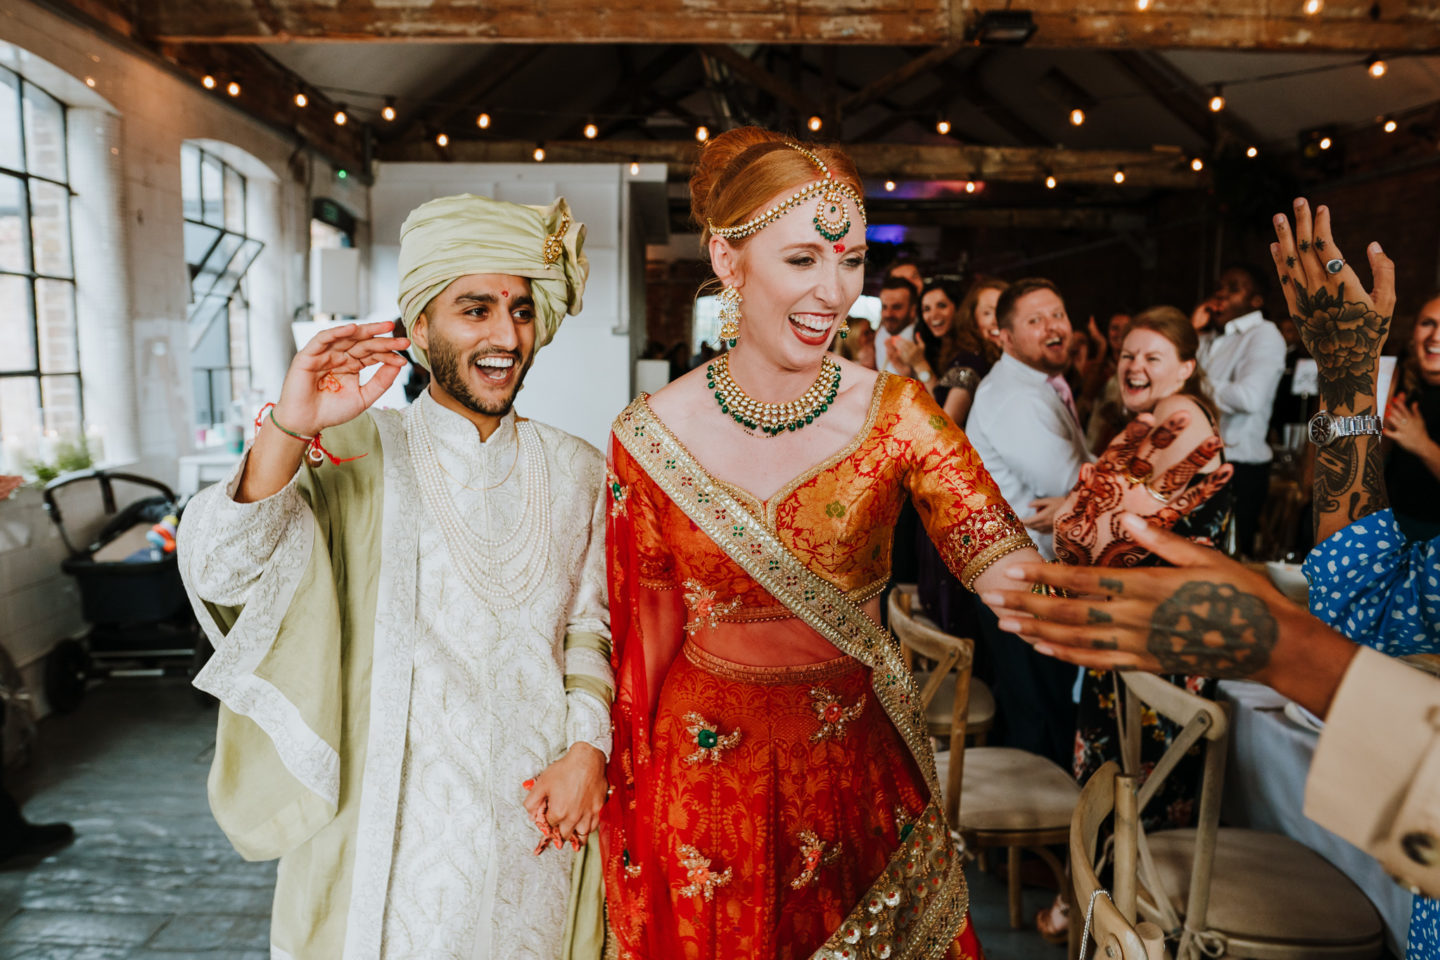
[717,285,742,348]
[838,317,850,340]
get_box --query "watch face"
[1309,414,1332,445]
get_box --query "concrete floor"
[0,678,1063,959]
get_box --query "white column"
[245,176,293,402]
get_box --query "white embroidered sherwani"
[178,393,612,960]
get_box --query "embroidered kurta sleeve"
[896,380,1032,590]
[185,453,308,607]
[564,474,615,759]
[1302,509,1440,656]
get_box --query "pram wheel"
[44,639,90,714]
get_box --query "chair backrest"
[1116,672,1230,955]
[1072,761,1150,960]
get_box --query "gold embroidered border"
[683,642,858,686]
[614,397,968,960]
[959,532,1035,591]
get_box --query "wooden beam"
[699,45,821,118]
[839,44,963,114]
[376,138,1202,189]
[137,0,1440,52]
[388,45,547,144]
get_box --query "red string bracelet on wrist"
[254,403,367,467]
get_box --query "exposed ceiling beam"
[839,44,965,114]
[590,46,694,138]
[376,139,1202,189]
[699,45,821,118]
[388,45,548,144]
[135,1,1440,52]
[924,50,1054,148]
[1108,50,1264,151]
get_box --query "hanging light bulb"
[695,125,709,143]
[476,112,491,129]
[382,98,396,122]
[1045,174,1057,189]
[1366,56,1388,79]
[226,80,241,97]
[533,143,546,162]
[1136,0,1150,8]
[1246,145,1259,157]
[583,122,599,139]
[808,115,823,132]
[1069,108,1086,126]
[1384,117,1398,133]
[1319,136,1333,150]
[1190,157,1204,172]
[1304,0,1323,14]
[936,118,951,135]
[964,179,977,194]
[629,159,640,176]
[884,179,896,192]
[84,76,96,88]
[333,107,348,126]
[435,131,449,148]
[1113,167,1126,184]
[201,74,216,90]
[294,91,308,108]
[1208,88,1226,112]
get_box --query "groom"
[179,194,611,959]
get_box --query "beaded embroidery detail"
[809,686,865,742]
[682,579,742,635]
[606,467,630,519]
[682,712,742,764]
[677,844,732,900]
[791,830,842,889]
[706,143,867,243]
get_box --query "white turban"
[396,193,588,369]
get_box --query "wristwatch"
[915,367,933,384]
[1308,410,1383,446]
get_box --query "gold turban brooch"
[396,193,589,369]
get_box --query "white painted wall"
[366,162,660,452]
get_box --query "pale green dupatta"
[614,396,971,960]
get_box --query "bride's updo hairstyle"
[690,126,864,252]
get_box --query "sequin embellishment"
[791,830,842,889]
[677,844,732,900]
[683,712,742,764]
[682,579,741,635]
[809,686,865,742]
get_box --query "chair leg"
[1007,845,1023,929]
[1066,870,1082,957]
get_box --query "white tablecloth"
[1219,679,1412,955]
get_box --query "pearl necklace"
[407,403,551,609]
[707,354,841,436]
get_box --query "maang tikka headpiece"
[706,143,867,244]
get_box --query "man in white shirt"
[1195,263,1287,555]
[874,274,919,376]
[967,277,1092,765]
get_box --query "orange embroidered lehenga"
[601,374,1032,960]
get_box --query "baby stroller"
[41,469,211,712]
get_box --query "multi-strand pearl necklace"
[707,354,841,436]
[407,404,551,609]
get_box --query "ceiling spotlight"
[226,80,241,97]
[936,118,952,135]
[1384,118,1398,133]
[533,143,546,162]
[1113,167,1126,184]
[629,159,640,176]
[333,107,348,126]
[974,10,1038,45]
[1208,88,1226,112]
[1246,145,1259,157]
[1190,157,1204,172]
[1069,108,1086,126]
[382,98,396,122]
[884,179,896,192]
[1319,136,1333,150]
[476,112,491,129]
[1366,56,1388,79]
[1045,174,1057,189]
[435,131,449,148]
[695,125,710,143]
[808,115,823,132]
[294,91,308,108]
[1304,0,1323,13]
[201,74,216,90]
[583,122,599,139]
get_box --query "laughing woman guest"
[1384,292,1440,542]
[600,127,1046,960]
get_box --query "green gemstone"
[721,405,729,413]
[805,414,813,423]
[697,728,718,749]
[900,823,914,842]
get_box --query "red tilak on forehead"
[501,290,509,298]
[833,243,845,253]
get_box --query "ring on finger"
[1142,483,1170,505]
[1123,469,1150,487]
[1325,258,1345,275]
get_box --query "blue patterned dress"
[1303,509,1440,959]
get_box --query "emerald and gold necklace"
[707,354,841,436]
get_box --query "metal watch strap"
[1333,414,1383,438]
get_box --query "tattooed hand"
[1053,411,1232,567]
[979,515,1360,717]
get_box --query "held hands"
[1269,199,1395,412]
[522,742,607,853]
[1052,412,1232,567]
[272,321,410,438]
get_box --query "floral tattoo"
[1290,283,1392,411]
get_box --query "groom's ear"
[410,312,429,353]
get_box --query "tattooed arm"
[1269,199,1396,545]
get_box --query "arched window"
[0,63,81,460]
[181,142,264,432]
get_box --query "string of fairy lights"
[194,30,1417,192]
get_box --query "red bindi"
[501,290,509,298]
[833,243,845,253]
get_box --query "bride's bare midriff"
[688,595,883,665]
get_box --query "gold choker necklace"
[707,354,841,436]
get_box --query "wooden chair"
[1072,760,1171,960]
[889,590,1081,937]
[1116,672,1384,960]
[889,585,995,744]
